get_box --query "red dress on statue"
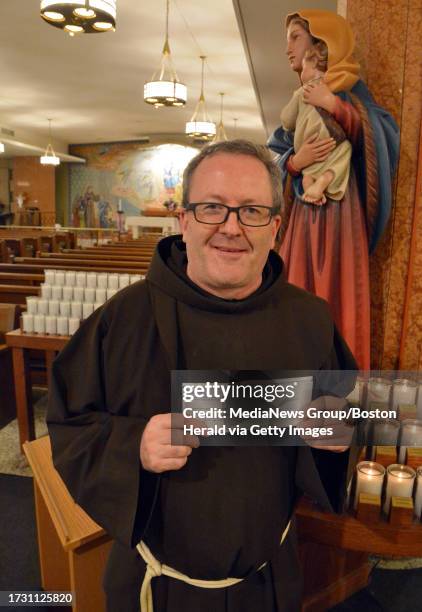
[279,98,370,370]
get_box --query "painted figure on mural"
[268,10,399,370]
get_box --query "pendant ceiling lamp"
[213,92,228,142]
[144,0,187,108]
[40,119,60,166]
[185,56,216,141]
[40,1,116,35]
[0,143,4,154]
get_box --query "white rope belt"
[137,520,291,612]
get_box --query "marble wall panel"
[346,0,421,370]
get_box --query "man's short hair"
[182,139,284,212]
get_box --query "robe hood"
[146,234,285,314]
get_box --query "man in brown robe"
[47,140,357,612]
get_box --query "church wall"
[344,0,422,370]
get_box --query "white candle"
[392,379,418,415]
[118,199,122,212]
[119,274,130,288]
[95,288,106,303]
[40,284,52,299]
[33,314,45,334]
[354,461,385,510]
[371,419,400,446]
[48,300,59,316]
[55,271,65,287]
[82,303,94,319]
[347,377,365,406]
[384,464,416,514]
[130,274,142,284]
[57,316,68,335]
[44,270,56,286]
[398,419,422,463]
[97,273,108,289]
[415,467,422,520]
[37,299,48,315]
[84,287,96,303]
[59,301,71,317]
[71,301,83,319]
[62,286,73,301]
[108,274,119,289]
[73,286,84,301]
[26,297,38,314]
[22,313,34,333]
[86,272,97,288]
[68,317,80,335]
[65,271,76,286]
[107,288,117,300]
[51,285,63,300]
[366,377,392,410]
[76,272,87,287]
[45,315,57,335]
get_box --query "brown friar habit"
[47,235,357,612]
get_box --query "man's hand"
[292,134,336,171]
[140,413,200,473]
[303,81,337,114]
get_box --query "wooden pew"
[15,257,148,270]
[0,284,40,305]
[0,263,148,275]
[0,272,44,286]
[38,253,152,264]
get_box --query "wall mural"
[68,142,198,228]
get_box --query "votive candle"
[354,461,385,510]
[392,379,418,414]
[56,316,68,335]
[68,317,80,335]
[45,315,57,335]
[40,284,52,299]
[398,419,422,463]
[22,313,34,333]
[48,300,59,316]
[384,464,416,514]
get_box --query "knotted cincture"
[137,521,291,612]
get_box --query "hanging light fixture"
[213,93,228,142]
[40,119,60,166]
[185,56,216,141]
[0,143,4,154]
[40,1,116,35]
[144,0,187,108]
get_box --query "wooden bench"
[0,272,44,286]
[15,257,149,271]
[0,284,40,304]
[0,263,149,275]
[24,436,112,612]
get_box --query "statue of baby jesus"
[280,43,352,205]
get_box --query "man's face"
[179,153,281,299]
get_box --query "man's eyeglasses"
[184,203,279,227]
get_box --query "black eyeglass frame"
[184,203,280,227]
